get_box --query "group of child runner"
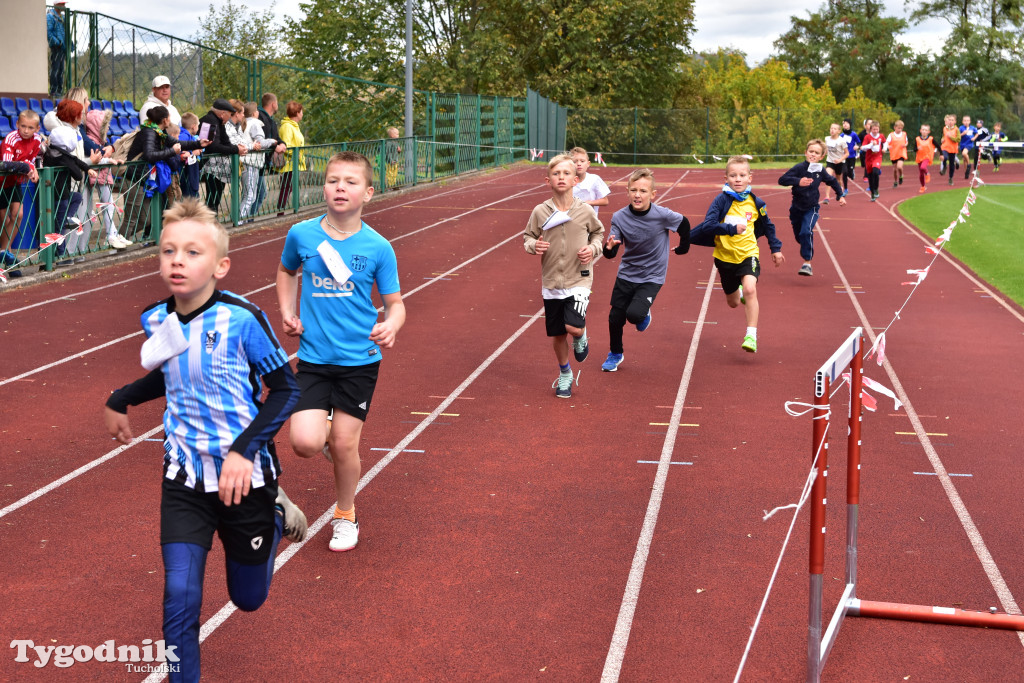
[97,112,1008,677]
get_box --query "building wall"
[0,0,50,97]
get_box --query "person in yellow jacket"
[277,101,305,211]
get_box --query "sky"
[73,0,952,67]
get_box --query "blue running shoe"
[636,310,652,332]
[0,250,17,267]
[572,333,589,362]
[601,352,624,372]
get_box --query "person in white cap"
[138,75,182,127]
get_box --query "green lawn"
[897,184,1024,306]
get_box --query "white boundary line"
[817,224,1024,647]
[142,308,545,683]
[601,266,717,682]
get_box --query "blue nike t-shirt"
[281,215,401,366]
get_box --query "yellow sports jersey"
[713,196,760,264]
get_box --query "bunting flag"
[902,268,929,286]
[712,155,722,161]
[960,206,971,217]
[692,154,704,164]
[0,269,7,283]
[840,371,902,412]
[865,331,887,366]
[742,154,753,160]
[594,152,606,167]
[966,190,976,205]
[925,245,939,255]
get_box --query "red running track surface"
[1,162,1022,681]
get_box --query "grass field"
[897,183,1024,306]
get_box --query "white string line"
[0,165,538,318]
[142,307,546,683]
[816,216,1024,647]
[601,257,713,683]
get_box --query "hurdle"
[806,328,1024,682]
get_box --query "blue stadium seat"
[108,134,119,146]
[102,100,113,110]
[90,99,102,111]
[0,97,14,118]
[15,97,28,114]
[109,118,124,136]
[0,115,12,137]
[123,100,139,115]
[112,100,125,115]
[29,98,42,113]
[129,115,140,128]
[41,98,55,113]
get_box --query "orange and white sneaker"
[918,186,926,193]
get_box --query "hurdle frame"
[806,328,1024,683]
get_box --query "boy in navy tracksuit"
[777,139,845,277]
[691,156,784,353]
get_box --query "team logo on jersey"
[745,212,753,223]
[350,255,368,272]
[205,331,219,353]
[250,536,263,550]
[759,206,766,216]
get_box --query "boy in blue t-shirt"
[958,115,976,180]
[277,151,405,553]
[599,168,690,371]
[105,198,307,682]
[691,156,785,353]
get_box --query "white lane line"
[818,222,1024,647]
[0,425,165,520]
[0,166,538,318]
[602,267,717,682]
[143,308,545,683]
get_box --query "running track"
[2,163,1023,681]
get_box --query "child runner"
[570,147,611,215]
[989,122,1008,172]
[277,151,405,553]
[778,139,845,276]
[690,155,784,353]
[885,119,909,188]
[958,114,976,180]
[104,198,308,682]
[823,123,848,204]
[841,119,860,194]
[914,124,937,194]
[599,168,691,372]
[969,119,990,176]
[523,153,605,397]
[862,121,885,201]
[940,115,961,186]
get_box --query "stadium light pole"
[404,0,413,138]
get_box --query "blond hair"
[806,138,826,154]
[547,153,575,172]
[725,155,750,174]
[569,146,588,158]
[17,110,40,125]
[162,198,229,257]
[628,168,655,187]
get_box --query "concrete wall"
[0,0,50,97]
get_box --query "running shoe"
[798,263,813,277]
[636,310,652,332]
[841,189,848,198]
[741,335,757,353]
[0,250,17,266]
[925,172,931,184]
[329,518,359,552]
[552,370,573,398]
[275,487,308,542]
[918,186,926,194]
[823,198,830,204]
[572,333,589,362]
[898,176,903,185]
[892,182,898,189]
[601,352,624,372]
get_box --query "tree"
[193,0,283,102]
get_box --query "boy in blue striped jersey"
[105,198,306,682]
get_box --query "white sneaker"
[329,518,359,552]
[108,234,130,250]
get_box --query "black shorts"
[891,158,906,165]
[610,278,662,313]
[295,360,380,421]
[160,476,279,565]
[826,161,845,177]
[544,291,589,336]
[714,256,760,295]
[0,184,23,209]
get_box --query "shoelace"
[552,370,581,390]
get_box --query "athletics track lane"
[0,164,1021,680]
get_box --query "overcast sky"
[73,0,951,67]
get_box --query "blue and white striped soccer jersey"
[140,290,293,492]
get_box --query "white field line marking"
[0,180,548,384]
[885,197,1024,325]
[0,225,536,512]
[817,223,1024,647]
[0,167,538,318]
[974,192,1024,215]
[143,308,545,683]
[602,266,717,682]
[0,425,164,520]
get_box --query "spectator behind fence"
[45,97,101,262]
[255,94,286,217]
[138,76,182,127]
[1,111,43,268]
[85,108,130,250]
[242,102,282,221]
[199,99,246,212]
[122,105,207,245]
[46,2,68,98]
[206,99,255,218]
[385,126,402,187]
[277,101,305,212]
[177,112,202,198]
[43,118,97,266]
